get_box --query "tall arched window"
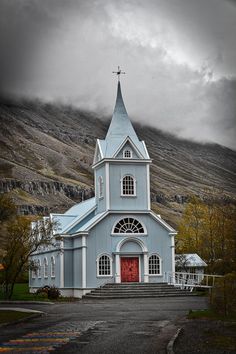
[97,254,112,276]
[113,218,145,234]
[32,260,37,279]
[149,255,161,275]
[121,175,136,196]
[37,259,41,279]
[51,256,55,278]
[43,257,48,278]
[98,176,103,198]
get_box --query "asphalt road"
[0,296,208,354]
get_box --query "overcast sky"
[0,0,236,149]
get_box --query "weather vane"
[112,66,125,81]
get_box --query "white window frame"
[123,149,132,159]
[51,256,55,278]
[37,259,41,279]
[96,254,113,277]
[43,257,48,278]
[148,254,162,276]
[98,176,104,199]
[112,217,146,235]
[121,175,136,197]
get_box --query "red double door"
[121,257,139,282]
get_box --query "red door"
[121,257,139,282]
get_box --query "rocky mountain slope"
[0,99,236,228]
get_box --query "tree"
[0,193,56,299]
[177,195,236,275]
[0,193,17,223]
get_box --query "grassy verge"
[0,283,49,301]
[0,283,79,302]
[188,309,236,321]
[0,310,34,324]
[183,309,236,352]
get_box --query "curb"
[166,328,182,354]
[0,301,54,305]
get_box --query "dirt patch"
[174,319,236,353]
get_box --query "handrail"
[164,271,223,289]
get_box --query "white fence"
[164,272,223,290]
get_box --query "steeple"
[105,81,140,143]
[93,76,150,162]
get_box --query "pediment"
[113,137,145,159]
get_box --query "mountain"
[0,99,236,228]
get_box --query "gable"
[115,141,140,159]
[113,136,145,159]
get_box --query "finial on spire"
[112,66,125,81]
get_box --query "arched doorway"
[114,238,149,283]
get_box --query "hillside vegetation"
[0,99,236,227]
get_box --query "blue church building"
[29,80,177,297]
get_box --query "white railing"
[164,272,223,290]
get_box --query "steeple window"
[123,149,132,158]
[121,175,136,196]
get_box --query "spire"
[105,81,139,141]
[96,72,150,160]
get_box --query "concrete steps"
[83,282,193,299]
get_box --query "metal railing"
[164,271,223,290]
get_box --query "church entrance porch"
[121,257,139,282]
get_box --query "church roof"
[64,197,96,216]
[51,197,96,234]
[97,82,149,159]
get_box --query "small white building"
[175,253,207,275]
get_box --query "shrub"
[36,285,60,300]
[47,286,61,300]
[210,272,236,316]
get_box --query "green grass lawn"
[188,309,236,321]
[0,283,49,301]
[0,283,79,302]
[0,310,35,324]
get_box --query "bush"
[47,286,61,300]
[36,285,61,300]
[210,272,236,316]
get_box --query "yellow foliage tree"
[177,195,236,274]
[0,193,56,299]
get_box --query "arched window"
[32,260,37,279]
[122,175,136,196]
[43,257,48,278]
[51,256,55,278]
[149,255,161,275]
[98,176,103,198]
[97,254,112,276]
[113,218,145,234]
[123,149,132,158]
[37,259,41,279]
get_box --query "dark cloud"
[0,0,235,149]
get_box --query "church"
[29,76,177,298]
